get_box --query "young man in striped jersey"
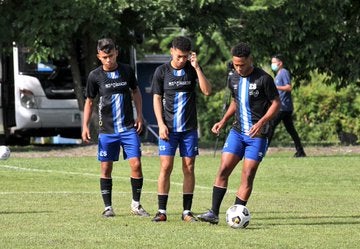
[197,42,280,224]
[151,36,212,222]
[82,38,149,218]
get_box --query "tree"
[240,0,360,88]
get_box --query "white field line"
[0,164,218,194]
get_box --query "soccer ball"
[0,146,11,160]
[226,204,251,229]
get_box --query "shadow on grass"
[252,214,360,227]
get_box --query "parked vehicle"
[0,42,82,145]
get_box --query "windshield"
[17,46,76,99]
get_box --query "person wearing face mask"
[197,42,280,224]
[268,54,306,157]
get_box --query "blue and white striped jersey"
[85,64,138,134]
[229,67,278,137]
[151,61,198,132]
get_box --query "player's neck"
[102,63,118,72]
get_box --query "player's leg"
[122,128,150,217]
[197,129,244,224]
[282,111,306,157]
[100,161,115,217]
[98,133,120,217]
[181,156,196,221]
[152,133,178,222]
[179,130,198,222]
[234,135,267,206]
[235,159,260,206]
[152,155,174,222]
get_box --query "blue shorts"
[98,128,141,162]
[158,129,199,157]
[222,128,268,162]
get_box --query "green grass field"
[1,147,359,248]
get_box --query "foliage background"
[0,0,359,145]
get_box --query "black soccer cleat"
[197,209,219,224]
[294,151,306,157]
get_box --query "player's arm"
[249,96,281,138]
[82,98,94,143]
[211,99,236,135]
[132,86,143,133]
[189,52,212,96]
[153,94,169,140]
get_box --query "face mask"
[271,63,279,72]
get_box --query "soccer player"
[82,38,149,218]
[197,42,280,224]
[151,36,212,222]
[268,54,306,157]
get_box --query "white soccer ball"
[226,204,251,229]
[0,146,11,160]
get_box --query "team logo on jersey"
[168,80,191,87]
[250,90,259,97]
[173,69,185,76]
[249,83,257,89]
[105,81,127,88]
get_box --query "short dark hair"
[172,36,192,52]
[272,54,284,63]
[97,38,116,53]
[231,42,251,58]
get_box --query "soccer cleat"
[294,151,306,157]
[197,210,219,224]
[152,212,167,222]
[102,207,115,218]
[131,204,150,217]
[182,211,197,222]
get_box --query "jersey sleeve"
[85,70,99,99]
[264,74,279,101]
[151,65,165,95]
[127,65,138,90]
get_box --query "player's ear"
[170,47,174,56]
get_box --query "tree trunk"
[69,40,99,143]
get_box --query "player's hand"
[189,52,199,69]
[211,121,224,136]
[82,127,91,143]
[134,117,143,134]
[249,122,262,138]
[159,123,169,141]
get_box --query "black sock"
[100,178,112,207]
[235,196,247,206]
[183,193,193,211]
[158,194,168,211]
[130,177,143,202]
[211,186,227,216]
